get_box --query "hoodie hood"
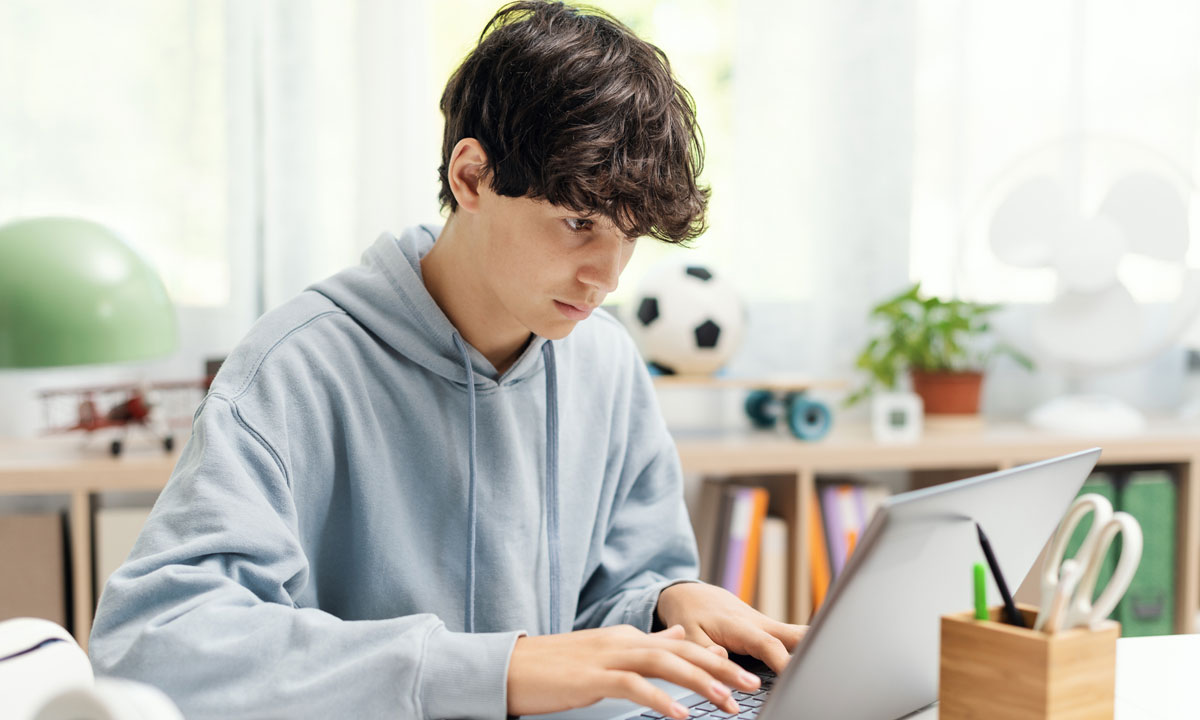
[312,224,550,387]
[312,224,562,635]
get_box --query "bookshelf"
[674,419,1200,634]
[3,419,1198,649]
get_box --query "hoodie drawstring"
[452,334,561,636]
[541,341,562,636]
[452,334,479,633]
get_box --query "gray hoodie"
[88,225,700,720]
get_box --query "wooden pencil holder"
[939,603,1119,719]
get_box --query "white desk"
[546,635,1199,720]
[909,634,1200,719]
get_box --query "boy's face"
[474,184,637,341]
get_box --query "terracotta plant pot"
[910,370,983,415]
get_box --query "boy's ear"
[447,138,489,213]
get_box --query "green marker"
[974,562,988,620]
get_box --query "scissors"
[1033,493,1143,633]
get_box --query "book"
[819,484,847,578]
[94,506,153,603]
[720,486,769,603]
[807,484,831,610]
[705,484,735,586]
[847,485,868,558]
[693,478,728,584]
[820,482,868,578]
[757,515,789,621]
[1116,469,1176,637]
[738,487,770,604]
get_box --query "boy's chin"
[533,318,580,341]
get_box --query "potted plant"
[845,283,1033,415]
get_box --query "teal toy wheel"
[785,394,832,441]
[744,389,779,429]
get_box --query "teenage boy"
[89,2,804,719]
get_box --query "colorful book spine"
[737,487,770,604]
[808,484,831,610]
[820,482,869,577]
[847,485,868,562]
[834,484,865,572]
[721,487,755,595]
[757,515,789,621]
[708,486,736,586]
[693,479,727,584]
[820,485,847,577]
[1117,469,1176,637]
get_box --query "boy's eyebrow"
[556,204,641,239]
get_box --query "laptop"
[535,448,1102,720]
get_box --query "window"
[909,0,1200,304]
[0,1,231,307]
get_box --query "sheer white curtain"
[250,0,920,393]
[910,0,1200,302]
[253,0,442,311]
[0,0,259,436]
[723,0,915,380]
[656,0,918,428]
[906,0,1200,416]
[9,1,1194,437]
[0,1,439,436]
[659,0,1200,425]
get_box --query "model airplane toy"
[39,379,210,456]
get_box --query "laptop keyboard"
[637,668,776,720]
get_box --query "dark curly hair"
[437,1,709,244]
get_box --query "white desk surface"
[908,634,1200,719]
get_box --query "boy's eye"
[564,218,593,232]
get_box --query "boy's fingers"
[682,627,719,653]
[767,621,807,651]
[706,644,728,658]
[620,648,740,714]
[605,670,689,720]
[653,623,687,638]
[748,631,791,675]
[656,638,759,696]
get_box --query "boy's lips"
[554,300,594,321]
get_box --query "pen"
[975,523,1026,627]
[973,563,988,620]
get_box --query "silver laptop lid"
[760,448,1101,720]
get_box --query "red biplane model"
[40,379,212,456]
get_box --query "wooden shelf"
[4,418,1198,648]
[673,420,1200,634]
[0,436,179,648]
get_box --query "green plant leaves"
[844,282,1034,407]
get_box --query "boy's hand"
[506,624,763,719]
[654,582,807,674]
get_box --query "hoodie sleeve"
[88,395,521,720]
[572,353,701,632]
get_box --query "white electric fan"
[968,137,1200,434]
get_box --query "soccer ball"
[624,261,746,375]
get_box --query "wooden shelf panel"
[675,421,1200,634]
[2,420,1197,646]
[0,437,178,648]
[674,422,1200,474]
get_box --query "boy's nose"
[579,244,623,293]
